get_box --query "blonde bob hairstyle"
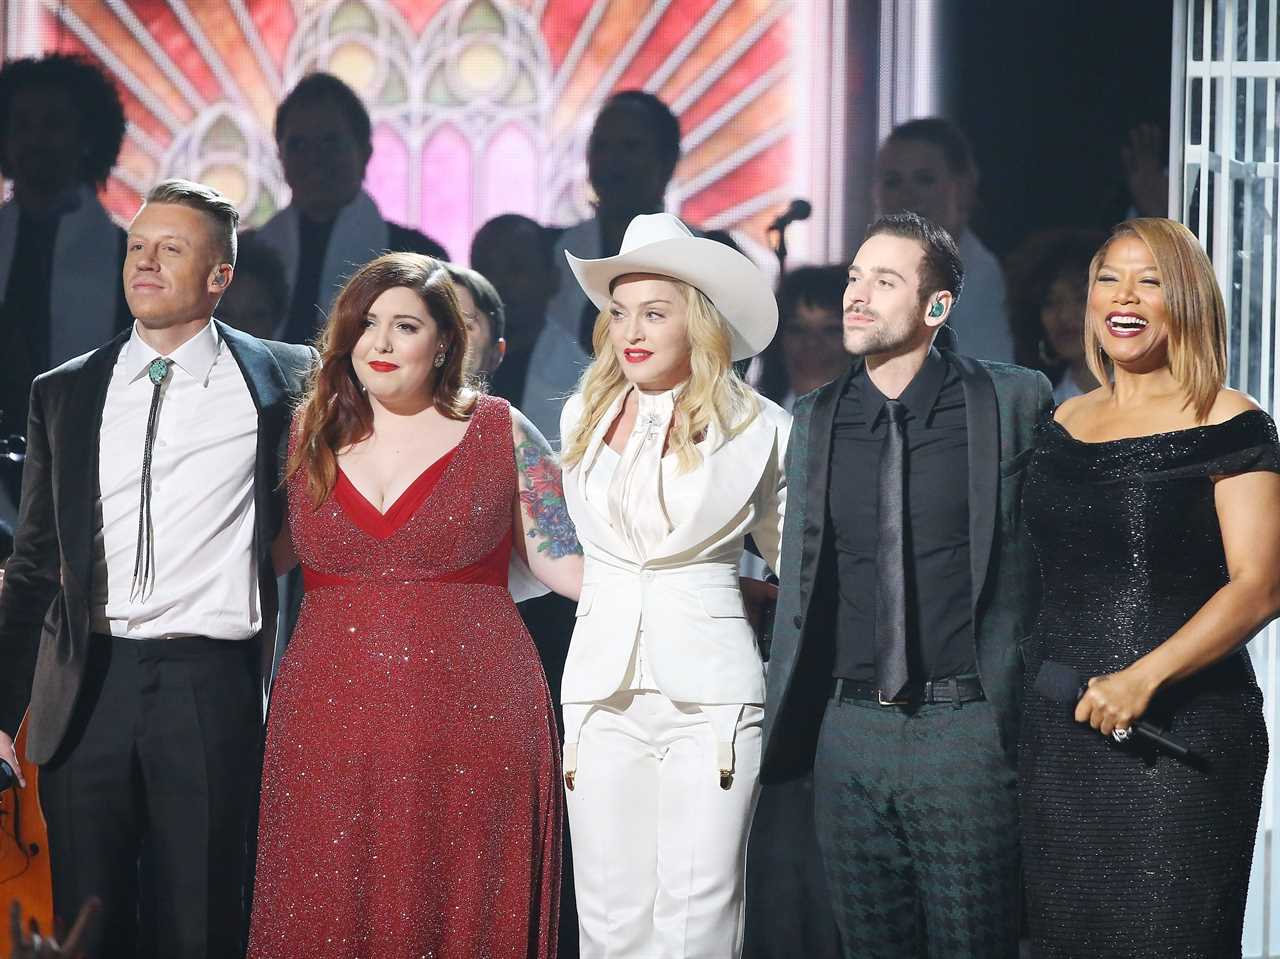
[1084,218,1227,423]
[561,277,759,473]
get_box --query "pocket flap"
[699,586,746,619]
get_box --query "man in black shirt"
[760,212,1051,958]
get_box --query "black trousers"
[812,694,1021,959]
[40,634,261,959]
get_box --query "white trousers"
[564,690,763,959]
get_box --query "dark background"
[946,0,1174,255]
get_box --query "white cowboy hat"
[565,213,778,361]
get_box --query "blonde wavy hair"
[561,278,759,472]
[1084,218,1227,423]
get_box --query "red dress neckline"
[336,443,461,540]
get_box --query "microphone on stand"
[767,198,812,275]
[1034,661,1193,759]
[768,199,812,234]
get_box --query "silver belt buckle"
[877,689,908,706]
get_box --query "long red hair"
[288,252,475,506]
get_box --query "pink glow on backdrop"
[420,126,472,263]
[482,124,539,224]
[365,124,411,225]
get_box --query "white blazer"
[560,390,790,705]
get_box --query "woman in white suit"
[558,212,789,958]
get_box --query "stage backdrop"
[3,0,852,268]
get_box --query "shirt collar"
[852,346,949,431]
[122,320,222,384]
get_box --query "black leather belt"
[830,673,985,706]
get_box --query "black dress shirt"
[828,347,975,682]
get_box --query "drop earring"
[433,351,446,368]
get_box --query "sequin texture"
[1019,411,1278,958]
[248,395,561,958]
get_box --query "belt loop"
[949,677,962,709]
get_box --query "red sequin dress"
[248,396,561,959]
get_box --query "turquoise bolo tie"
[131,357,173,599]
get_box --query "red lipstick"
[368,361,400,372]
[623,349,652,364]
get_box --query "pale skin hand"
[1074,397,1280,737]
[510,408,583,601]
[8,897,99,959]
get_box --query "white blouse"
[583,386,705,688]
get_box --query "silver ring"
[1111,726,1132,743]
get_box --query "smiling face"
[607,274,692,391]
[842,233,938,359]
[1087,234,1170,373]
[124,202,228,330]
[353,285,445,408]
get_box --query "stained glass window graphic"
[6,0,835,266]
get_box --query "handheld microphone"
[1035,660,1193,759]
[767,199,812,233]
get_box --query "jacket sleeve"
[0,378,61,737]
[748,406,792,574]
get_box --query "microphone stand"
[768,222,791,276]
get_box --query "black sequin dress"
[1020,410,1278,958]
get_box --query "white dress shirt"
[92,321,261,639]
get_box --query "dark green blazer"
[760,351,1053,783]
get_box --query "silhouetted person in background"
[254,72,448,345]
[874,118,1014,363]
[0,54,131,474]
[1005,228,1103,404]
[215,235,289,340]
[549,91,684,356]
[753,265,851,410]
[442,261,507,381]
[471,213,587,445]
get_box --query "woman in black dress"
[1020,218,1280,958]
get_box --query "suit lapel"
[649,415,775,562]
[798,363,856,612]
[58,330,130,595]
[217,322,290,554]
[953,354,1000,615]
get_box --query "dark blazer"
[760,350,1053,783]
[0,321,314,764]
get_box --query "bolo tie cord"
[130,357,173,600]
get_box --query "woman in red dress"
[247,253,583,958]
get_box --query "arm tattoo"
[515,428,583,559]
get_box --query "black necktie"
[131,356,173,600]
[875,399,910,702]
